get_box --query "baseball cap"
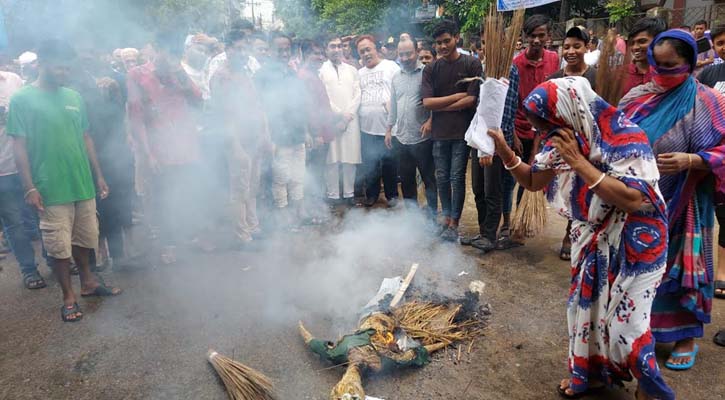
[566,26,590,44]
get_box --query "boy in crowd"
[422,20,482,241]
[694,19,715,76]
[623,17,668,95]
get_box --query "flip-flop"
[81,284,122,297]
[714,280,725,299]
[61,302,83,322]
[664,344,699,370]
[714,330,725,347]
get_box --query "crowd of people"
[0,12,724,400]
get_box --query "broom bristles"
[484,6,525,79]
[207,350,276,400]
[511,187,547,238]
[595,31,631,105]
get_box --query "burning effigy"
[299,265,486,400]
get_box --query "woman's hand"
[549,128,587,170]
[487,128,515,163]
[657,152,695,175]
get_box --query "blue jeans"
[432,139,468,221]
[0,174,38,276]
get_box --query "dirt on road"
[0,191,723,400]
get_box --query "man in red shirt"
[503,15,559,248]
[127,32,203,264]
[622,17,667,96]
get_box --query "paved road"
[0,203,723,400]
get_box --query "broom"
[483,6,525,79]
[595,30,632,105]
[207,350,276,400]
[511,184,547,238]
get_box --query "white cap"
[17,51,37,65]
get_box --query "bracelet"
[504,151,517,166]
[588,172,606,190]
[23,188,37,199]
[504,156,522,171]
[688,154,692,169]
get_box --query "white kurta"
[319,60,362,164]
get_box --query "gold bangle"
[688,154,692,169]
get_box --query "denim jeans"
[361,133,398,201]
[471,149,503,241]
[432,139,468,221]
[0,174,38,276]
[394,138,437,218]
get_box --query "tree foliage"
[605,0,636,23]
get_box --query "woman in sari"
[620,29,725,370]
[488,76,673,399]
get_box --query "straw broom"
[595,30,632,105]
[483,6,525,79]
[511,184,547,238]
[207,350,276,400]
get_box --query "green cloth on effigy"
[307,329,431,370]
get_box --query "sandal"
[61,302,83,322]
[557,380,605,399]
[714,280,725,299]
[81,284,122,297]
[714,330,725,347]
[559,245,571,261]
[23,272,47,290]
[69,263,80,275]
[664,344,699,370]
[495,237,523,250]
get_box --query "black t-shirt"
[421,54,482,140]
[547,67,597,90]
[699,63,725,93]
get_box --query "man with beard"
[356,35,401,208]
[210,29,268,247]
[385,40,437,220]
[127,31,204,264]
[9,40,121,321]
[622,17,667,95]
[341,36,358,67]
[422,20,482,241]
[255,33,310,229]
[319,36,362,207]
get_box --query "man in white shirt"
[319,36,362,206]
[356,35,401,207]
[584,37,600,67]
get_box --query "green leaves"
[605,0,636,23]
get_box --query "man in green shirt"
[8,39,121,322]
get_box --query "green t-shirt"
[7,85,96,206]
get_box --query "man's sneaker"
[471,236,495,253]
[440,226,459,242]
[460,234,481,246]
[387,198,399,208]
